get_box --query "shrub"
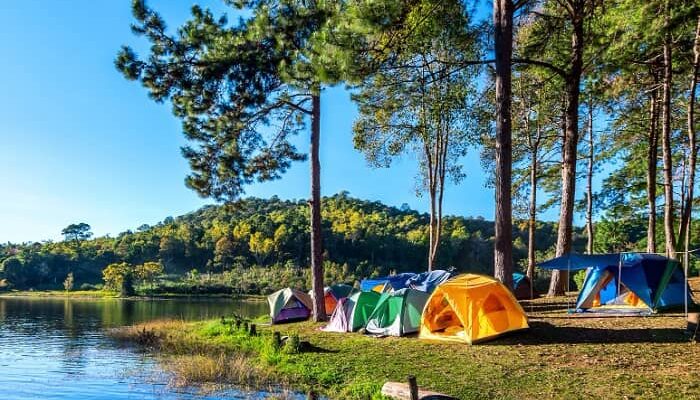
[79,283,103,291]
[63,272,74,291]
[573,269,587,291]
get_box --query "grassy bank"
[109,296,700,400]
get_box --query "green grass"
[108,296,700,400]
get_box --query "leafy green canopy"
[116,0,339,201]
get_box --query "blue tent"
[512,272,534,299]
[538,253,693,312]
[360,273,416,293]
[406,270,452,293]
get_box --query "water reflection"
[0,297,275,400]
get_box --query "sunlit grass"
[109,296,700,399]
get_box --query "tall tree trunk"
[428,182,437,272]
[493,0,514,290]
[647,85,659,253]
[661,2,677,258]
[679,17,700,267]
[548,10,584,296]
[527,144,538,281]
[586,100,594,254]
[310,92,326,322]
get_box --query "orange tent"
[419,274,529,344]
[310,284,357,315]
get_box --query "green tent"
[365,288,430,336]
[322,291,381,332]
[267,288,313,324]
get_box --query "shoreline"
[107,296,700,399]
[0,290,266,301]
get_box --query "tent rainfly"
[360,273,417,293]
[538,252,694,313]
[321,290,381,332]
[512,272,534,300]
[267,288,313,324]
[405,269,452,293]
[419,274,529,344]
[364,288,430,336]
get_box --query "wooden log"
[381,382,457,400]
[249,323,257,336]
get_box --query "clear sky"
[0,0,575,244]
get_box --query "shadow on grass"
[299,341,339,354]
[485,320,691,345]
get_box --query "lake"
[0,296,297,399]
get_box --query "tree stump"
[249,324,257,336]
[272,331,282,349]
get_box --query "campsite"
[106,259,700,399]
[3,0,700,399]
[110,269,700,399]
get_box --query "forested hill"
[0,193,576,292]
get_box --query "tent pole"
[567,256,571,313]
[617,254,622,305]
[685,255,689,318]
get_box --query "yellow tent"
[419,274,529,344]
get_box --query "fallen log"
[381,377,458,400]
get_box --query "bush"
[79,283,103,291]
[573,269,587,291]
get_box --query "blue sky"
[0,1,579,243]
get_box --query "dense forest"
[4,192,700,295]
[0,193,577,294]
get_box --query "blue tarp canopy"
[360,273,417,292]
[406,270,452,293]
[536,253,672,271]
[537,253,622,271]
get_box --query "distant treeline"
[0,192,636,294]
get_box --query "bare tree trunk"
[493,0,514,290]
[428,183,437,272]
[527,145,538,280]
[679,17,700,267]
[549,10,584,296]
[661,2,677,259]
[586,100,594,254]
[310,92,326,322]
[647,85,659,253]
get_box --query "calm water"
[0,296,294,400]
